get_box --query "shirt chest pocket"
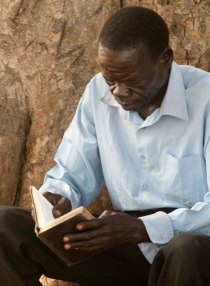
[162,153,208,207]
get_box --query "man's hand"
[43,192,72,218]
[63,211,150,252]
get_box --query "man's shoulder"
[176,64,210,110]
[81,72,110,109]
[89,72,106,87]
[85,72,107,97]
[177,63,210,90]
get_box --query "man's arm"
[138,137,210,245]
[39,76,104,210]
[168,120,210,235]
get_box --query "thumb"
[99,210,116,218]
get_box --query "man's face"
[98,43,172,115]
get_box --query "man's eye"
[105,79,114,86]
[109,86,115,94]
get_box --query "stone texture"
[124,0,210,69]
[0,0,209,285]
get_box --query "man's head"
[99,6,169,60]
[98,6,173,117]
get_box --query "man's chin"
[120,103,139,112]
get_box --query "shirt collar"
[99,61,189,121]
[160,61,188,121]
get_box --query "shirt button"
[140,155,146,160]
[143,184,149,190]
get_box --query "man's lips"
[115,97,134,105]
[115,100,137,110]
[115,97,146,106]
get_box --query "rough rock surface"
[0,0,209,285]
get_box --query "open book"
[30,186,95,266]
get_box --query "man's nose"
[112,84,130,98]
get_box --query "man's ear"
[160,47,173,68]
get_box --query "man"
[1,6,210,286]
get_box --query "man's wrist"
[132,218,151,244]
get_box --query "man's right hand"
[43,192,72,218]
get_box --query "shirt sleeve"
[168,117,210,235]
[140,211,174,243]
[142,101,210,238]
[39,79,104,209]
[141,141,210,240]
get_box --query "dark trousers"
[1,207,210,286]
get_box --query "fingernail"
[54,210,61,217]
[77,224,83,230]
[58,197,66,205]
[63,236,69,242]
[64,244,71,250]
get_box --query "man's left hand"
[63,211,150,252]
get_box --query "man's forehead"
[98,43,152,69]
[98,45,138,67]
[98,44,137,58]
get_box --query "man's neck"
[138,69,170,120]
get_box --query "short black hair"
[98,6,169,59]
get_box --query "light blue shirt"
[40,62,210,262]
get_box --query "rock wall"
[0,0,209,285]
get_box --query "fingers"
[75,210,114,231]
[43,192,72,218]
[64,229,98,243]
[62,219,105,251]
[63,234,108,252]
[42,192,62,205]
[31,205,35,221]
[31,205,40,232]
[99,210,116,218]
[53,196,71,218]
[62,218,112,252]
[76,218,104,231]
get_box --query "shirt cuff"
[140,211,174,244]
